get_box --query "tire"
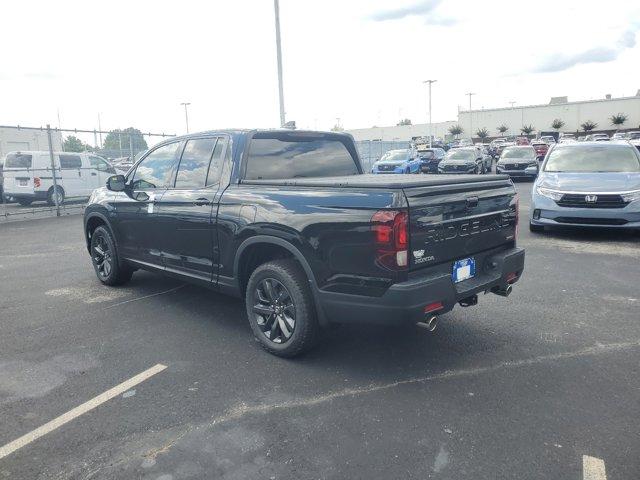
[17,199,33,206]
[475,164,482,175]
[90,225,134,286]
[47,186,64,206]
[529,222,544,233]
[245,259,319,358]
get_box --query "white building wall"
[347,121,458,142]
[0,127,63,157]
[459,96,640,138]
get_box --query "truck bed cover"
[241,173,511,189]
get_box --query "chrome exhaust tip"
[417,315,438,332]
[491,284,512,297]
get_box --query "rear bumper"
[3,191,47,200]
[318,247,525,325]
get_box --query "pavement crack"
[144,339,640,459]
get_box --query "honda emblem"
[584,195,598,203]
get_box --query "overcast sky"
[1,0,639,142]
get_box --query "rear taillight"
[33,177,41,188]
[371,210,409,270]
[514,194,519,241]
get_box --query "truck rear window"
[245,134,359,180]
[5,153,33,168]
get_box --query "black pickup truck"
[84,130,524,357]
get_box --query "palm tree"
[610,113,627,128]
[520,124,535,135]
[476,128,489,140]
[497,124,508,136]
[448,125,463,138]
[551,119,565,131]
[580,120,597,132]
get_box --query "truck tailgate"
[404,177,517,270]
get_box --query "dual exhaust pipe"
[417,284,513,332]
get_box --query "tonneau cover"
[241,173,511,189]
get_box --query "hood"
[375,160,405,167]
[538,172,640,192]
[498,158,535,165]
[440,159,475,166]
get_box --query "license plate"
[19,179,28,186]
[452,257,475,283]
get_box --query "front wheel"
[90,226,134,285]
[246,259,319,357]
[47,186,64,206]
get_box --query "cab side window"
[174,138,217,189]
[131,142,180,189]
[89,156,116,173]
[206,137,227,186]
[59,154,82,169]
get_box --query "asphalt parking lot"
[1,181,639,480]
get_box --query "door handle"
[194,198,212,206]
[91,172,97,176]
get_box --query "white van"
[2,151,116,206]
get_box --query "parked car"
[560,133,575,142]
[438,147,487,174]
[515,136,530,146]
[496,141,515,157]
[2,151,116,206]
[490,138,508,158]
[531,141,549,160]
[627,131,640,153]
[417,147,446,173]
[540,135,557,144]
[479,146,493,172]
[612,132,627,140]
[529,141,640,232]
[585,134,610,142]
[496,146,539,179]
[84,129,524,357]
[371,149,422,174]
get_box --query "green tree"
[63,135,88,152]
[448,125,463,138]
[476,128,489,140]
[520,124,535,135]
[397,118,412,126]
[103,128,148,152]
[330,124,344,132]
[581,120,597,132]
[551,119,565,131]
[497,124,508,136]
[610,113,627,127]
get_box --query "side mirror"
[106,174,126,191]
[524,166,538,176]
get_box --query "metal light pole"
[181,102,191,133]
[466,92,475,139]
[423,80,437,147]
[274,0,286,127]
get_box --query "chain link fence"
[0,124,175,221]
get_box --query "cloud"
[534,28,638,73]
[370,0,453,24]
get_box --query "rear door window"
[5,153,33,169]
[89,156,116,173]
[174,137,218,189]
[245,133,359,180]
[59,154,82,169]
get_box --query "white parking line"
[0,363,167,460]
[583,455,607,480]
[104,285,185,309]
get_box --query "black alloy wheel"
[92,233,113,280]
[253,278,296,344]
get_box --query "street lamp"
[466,92,475,139]
[423,80,437,147]
[274,0,286,127]
[180,102,191,134]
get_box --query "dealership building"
[347,92,640,142]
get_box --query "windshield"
[502,148,535,159]
[419,150,435,158]
[446,150,475,160]
[380,150,410,162]
[544,145,640,172]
